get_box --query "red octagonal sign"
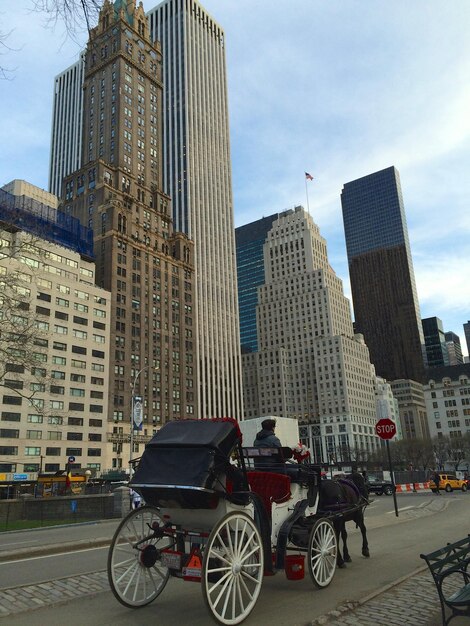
[375,418,397,440]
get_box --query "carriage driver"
[253,418,283,469]
[253,418,282,449]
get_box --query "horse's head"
[346,471,369,500]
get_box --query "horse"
[318,472,370,568]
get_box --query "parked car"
[366,476,395,496]
[429,473,467,493]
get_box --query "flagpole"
[305,176,310,216]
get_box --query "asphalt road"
[1,491,469,625]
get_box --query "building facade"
[423,364,470,439]
[235,214,280,354]
[49,0,243,422]
[463,321,470,361]
[242,206,381,464]
[375,376,402,440]
[341,166,425,383]
[0,191,111,477]
[422,317,448,368]
[148,0,243,420]
[60,0,195,470]
[49,54,86,198]
[445,331,463,366]
[390,379,429,439]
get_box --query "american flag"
[305,172,314,181]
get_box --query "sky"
[1,0,470,355]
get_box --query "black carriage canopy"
[130,419,241,492]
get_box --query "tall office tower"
[49,54,85,198]
[445,331,463,365]
[50,1,243,421]
[60,1,195,469]
[341,166,425,382]
[148,1,243,420]
[244,206,380,463]
[422,317,449,368]
[236,214,280,354]
[464,321,470,358]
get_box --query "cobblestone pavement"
[0,565,458,624]
[0,571,109,617]
[310,568,461,625]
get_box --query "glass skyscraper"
[341,166,425,382]
[235,214,279,353]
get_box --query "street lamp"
[130,365,157,476]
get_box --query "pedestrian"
[130,488,142,508]
[433,470,441,495]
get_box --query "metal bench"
[420,535,470,626]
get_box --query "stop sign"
[375,418,397,440]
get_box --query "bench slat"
[447,583,470,606]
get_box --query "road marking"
[0,545,108,566]
[386,505,416,514]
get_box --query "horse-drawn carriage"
[107,418,367,625]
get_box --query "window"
[0,429,19,438]
[67,432,83,441]
[71,359,86,369]
[68,417,84,426]
[65,448,82,457]
[0,446,18,455]
[53,341,67,351]
[89,419,102,427]
[69,403,84,411]
[1,412,21,422]
[27,414,43,423]
[71,374,86,383]
[50,400,64,410]
[26,430,42,439]
[48,416,63,425]
[51,371,66,380]
[25,447,41,455]
[54,325,68,335]
[70,388,85,397]
[2,396,22,405]
[52,356,67,365]
[46,447,61,456]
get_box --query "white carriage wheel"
[108,505,171,608]
[307,518,337,589]
[202,512,264,625]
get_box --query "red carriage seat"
[247,471,291,518]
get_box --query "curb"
[0,537,111,563]
[310,564,429,625]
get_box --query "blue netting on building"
[0,188,94,259]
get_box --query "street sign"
[68,456,76,463]
[132,395,143,431]
[13,473,28,481]
[375,418,397,440]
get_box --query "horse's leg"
[341,522,352,562]
[335,520,346,568]
[357,510,370,557]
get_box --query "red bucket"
[284,554,305,580]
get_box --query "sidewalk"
[310,566,466,625]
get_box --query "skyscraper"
[49,54,85,198]
[242,206,380,463]
[148,0,243,420]
[60,0,195,469]
[235,214,280,354]
[49,0,243,422]
[341,166,425,382]
[464,321,470,358]
[422,317,448,368]
[445,331,463,365]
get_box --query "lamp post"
[129,365,157,476]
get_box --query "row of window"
[0,447,101,456]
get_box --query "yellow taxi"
[429,473,467,493]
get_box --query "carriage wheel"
[307,518,337,588]
[202,512,264,625]
[108,505,171,608]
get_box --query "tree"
[0,226,51,407]
[31,0,103,37]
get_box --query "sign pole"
[386,440,399,517]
